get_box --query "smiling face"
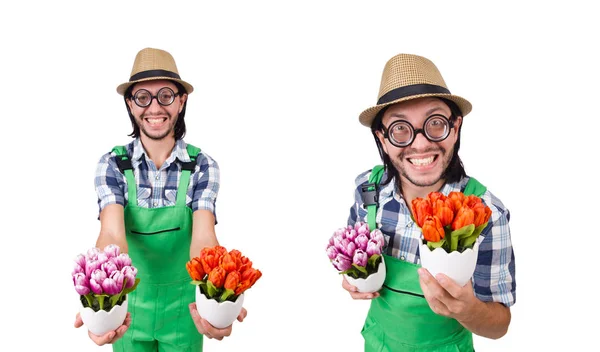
[375,97,462,193]
[126,80,187,142]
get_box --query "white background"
[1,1,598,351]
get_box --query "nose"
[410,130,431,149]
[146,96,163,112]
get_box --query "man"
[342,54,515,351]
[74,47,246,351]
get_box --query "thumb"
[74,313,83,328]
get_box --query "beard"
[391,145,453,187]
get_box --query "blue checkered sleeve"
[473,194,516,307]
[95,152,126,212]
[191,153,219,214]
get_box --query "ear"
[126,98,134,111]
[375,130,389,155]
[453,116,463,135]
[178,94,188,113]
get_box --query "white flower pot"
[419,240,480,287]
[344,256,386,293]
[195,287,244,329]
[79,296,128,336]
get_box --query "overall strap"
[112,146,137,205]
[463,177,487,197]
[176,143,202,206]
[362,165,385,231]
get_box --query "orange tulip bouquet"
[412,191,492,286]
[186,245,262,328]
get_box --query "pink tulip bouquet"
[72,245,140,312]
[326,221,385,279]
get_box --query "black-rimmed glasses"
[382,114,455,147]
[131,87,181,108]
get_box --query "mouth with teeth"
[407,155,437,167]
[143,116,168,127]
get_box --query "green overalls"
[361,166,486,352]
[111,144,203,352]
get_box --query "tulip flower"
[73,272,90,295]
[101,261,118,276]
[463,195,482,208]
[341,238,357,258]
[85,259,101,279]
[366,239,382,257]
[422,215,445,242]
[86,247,100,261]
[200,247,223,274]
[208,266,226,288]
[353,249,368,267]
[411,198,432,227]
[355,233,369,251]
[326,245,339,260]
[452,206,475,230]
[186,258,205,281]
[110,270,125,290]
[121,266,137,288]
[433,199,454,227]
[75,254,86,269]
[114,253,132,269]
[370,229,385,248]
[103,244,120,258]
[72,262,84,276]
[345,228,358,242]
[224,271,241,291]
[332,253,352,272]
[221,253,238,273]
[102,277,121,295]
[427,192,446,204]
[472,202,492,227]
[355,222,370,236]
[236,268,262,295]
[228,250,244,270]
[448,192,466,215]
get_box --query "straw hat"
[359,54,471,127]
[116,48,194,95]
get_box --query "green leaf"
[367,254,381,271]
[206,280,219,298]
[220,289,235,302]
[427,238,446,250]
[449,224,475,251]
[190,280,204,286]
[460,223,487,249]
[352,264,368,275]
[121,278,141,296]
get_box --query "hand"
[74,312,131,345]
[417,268,482,322]
[341,276,380,300]
[189,302,247,340]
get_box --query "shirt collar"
[131,138,191,168]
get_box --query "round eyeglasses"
[382,114,455,148]
[131,87,181,108]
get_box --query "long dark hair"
[370,98,466,188]
[124,81,188,140]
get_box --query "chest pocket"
[164,188,193,207]
[134,186,152,207]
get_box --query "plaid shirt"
[348,169,516,307]
[95,138,219,219]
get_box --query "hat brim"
[359,93,472,127]
[116,76,194,96]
